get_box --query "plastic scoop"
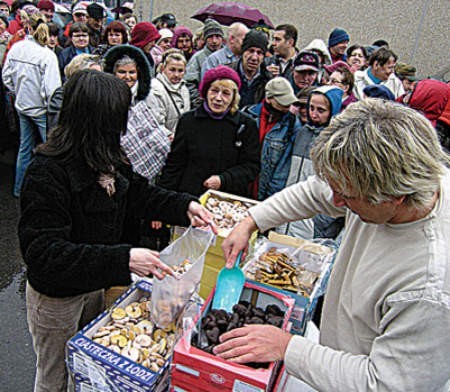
[212,251,245,312]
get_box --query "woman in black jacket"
[19,70,213,391]
[159,65,260,197]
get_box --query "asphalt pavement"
[0,159,36,391]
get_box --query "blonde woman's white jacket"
[151,73,190,135]
[2,36,61,117]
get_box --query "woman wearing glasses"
[326,64,357,111]
[58,22,93,81]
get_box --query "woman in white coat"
[2,13,61,197]
[151,49,190,138]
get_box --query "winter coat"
[19,154,195,298]
[408,79,450,127]
[159,104,260,197]
[151,73,190,135]
[342,92,358,111]
[227,59,273,108]
[277,86,343,239]
[244,102,301,200]
[2,36,61,117]
[353,68,404,100]
[103,45,152,103]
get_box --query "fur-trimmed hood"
[103,44,152,102]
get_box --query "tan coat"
[151,73,190,135]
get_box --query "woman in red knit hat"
[130,21,160,75]
[158,65,260,197]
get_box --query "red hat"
[324,60,352,74]
[199,65,241,98]
[37,0,54,11]
[130,22,161,49]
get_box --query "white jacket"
[151,73,190,135]
[250,172,450,391]
[353,67,404,100]
[2,36,61,117]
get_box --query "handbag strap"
[160,82,182,117]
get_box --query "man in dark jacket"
[86,2,105,47]
[227,30,272,108]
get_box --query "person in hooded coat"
[103,44,159,110]
[103,44,171,179]
[404,79,450,152]
[276,85,343,240]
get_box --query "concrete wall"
[134,0,449,79]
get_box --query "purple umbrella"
[191,2,274,29]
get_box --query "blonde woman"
[47,53,102,130]
[159,65,260,197]
[151,49,190,137]
[2,12,61,197]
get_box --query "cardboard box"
[173,190,259,299]
[66,280,170,392]
[171,281,295,392]
[243,232,336,335]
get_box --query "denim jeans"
[14,113,47,197]
[26,282,104,392]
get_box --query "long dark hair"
[36,70,131,175]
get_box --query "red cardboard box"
[171,281,295,392]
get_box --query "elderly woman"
[326,64,358,111]
[93,20,128,57]
[159,65,260,197]
[104,44,171,184]
[104,44,158,108]
[151,49,190,137]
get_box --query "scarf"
[203,101,230,120]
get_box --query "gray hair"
[113,55,136,74]
[311,99,450,210]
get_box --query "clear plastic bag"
[151,227,214,329]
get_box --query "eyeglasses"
[72,33,89,38]
[73,13,87,18]
[329,78,346,85]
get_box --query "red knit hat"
[199,65,241,98]
[130,22,161,49]
[37,0,54,11]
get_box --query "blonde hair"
[64,54,102,79]
[156,48,186,73]
[29,13,49,46]
[311,99,450,210]
[209,79,240,115]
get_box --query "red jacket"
[409,79,450,127]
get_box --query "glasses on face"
[73,13,87,18]
[72,33,89,39]
[329,78,345,85]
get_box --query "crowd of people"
[0,1,449,391]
